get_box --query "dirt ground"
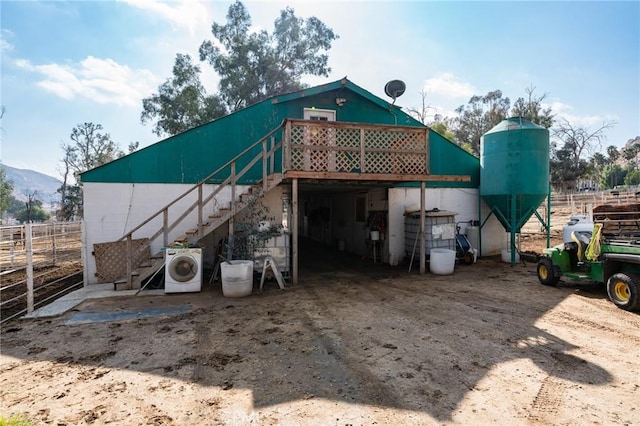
[1,237,639,426]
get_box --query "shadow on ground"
[1,238,620,422]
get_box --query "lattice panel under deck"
[94,238,150,283]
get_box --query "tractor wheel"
[537,257,560,286]
[606,273,640,311]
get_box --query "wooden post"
[231,162,237,220]
[262,139,268,192]
[284,121,291,172]
[292,178,299,285]
[198,184,203,239]
[26,224,34,313]
[420,181,426,274]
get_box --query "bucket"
[370,231,380,241]
[501,248,520,263]
[429,248,456,275]
[221,260,254,297]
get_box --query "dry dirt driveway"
[1,252,639,425]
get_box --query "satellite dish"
[384,80,406,104]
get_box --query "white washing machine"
[165,248,202,293]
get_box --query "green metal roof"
[80,78,478,188]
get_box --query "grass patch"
[0,415,32,426]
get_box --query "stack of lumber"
[593,204,640,236]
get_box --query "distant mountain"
[624,136,640,149]
[1,164,62,206]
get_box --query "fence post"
[52,222,57,266]
[9,228,15,268]
[26,223,34,314]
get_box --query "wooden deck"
[283,120,469,183]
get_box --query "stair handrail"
[114,120,286,289]
[118,119,286,243]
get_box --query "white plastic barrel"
[221,260,254,297]
[501,248,520,263]
[430,248,456,275]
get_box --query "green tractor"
[536,210,640,312]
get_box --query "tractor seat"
[571,231,592,262]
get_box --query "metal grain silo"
[480,117,550,263]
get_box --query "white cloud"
[15,57,160,107]
[422,73,475,99]
[1,29,14,52]
[118,0,211,36]
[547,100,618,128]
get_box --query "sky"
[1,0,638,180]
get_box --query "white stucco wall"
[83,182,246,284]
[387,187,505,266]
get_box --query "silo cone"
[480,117,550,265]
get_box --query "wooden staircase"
[100,118,455,288]
[109,124,285,290]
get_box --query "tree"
[601,163,626,189]
[19,192,44,223]
[407,89,437,125]
[0,165,14,220]
[510,86,554,129]
[551,118,616,192]
[58,122,124,220]
[624,169,640,186]
[199,1,338,112]
[550,143,590,192]
[57,182,82,221]
[451,90,510,155]
[141,54,227,137]
[553,119,616,168]
[586,152,608,188]
[606,145,620,164]
[16,205,50,223]
[6,196,23,216]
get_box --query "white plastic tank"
[562,215,594,244]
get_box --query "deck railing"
[284,120,429,178]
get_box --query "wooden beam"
[284,170,470,182]
[292,178,299,285]
[420,182,426,275]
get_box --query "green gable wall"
[81,79,478,188]
[427,130,479,188]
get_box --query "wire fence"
[1,221,83,324]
